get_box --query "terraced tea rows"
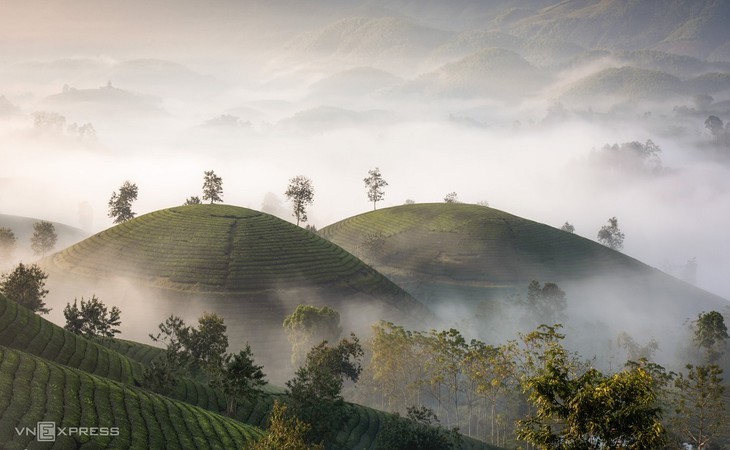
[0,345,263,449]
[0,293,142,384]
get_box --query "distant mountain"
[307,67,403,99]
[404,48,549,99]
[41,83,164,117]
[0,213,87,256]
[278,105,392,131]
[560,66,683,104]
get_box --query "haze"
[1,0,729,303]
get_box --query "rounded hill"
[320,203,727,332]
[44,204,432,377]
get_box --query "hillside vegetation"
[320,203,727,324]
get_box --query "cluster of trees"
[0,220,58,264]
[32,110,96,140]
[0,262,51,314]
[351,312,730,449]
[705,115,730,148]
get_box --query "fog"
[1,0,730,375]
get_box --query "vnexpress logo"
[15,422,119,441]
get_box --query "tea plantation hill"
[320,203,728,337]
[42,204,434,377]
[0,293,497,450]
[0,213,88,255]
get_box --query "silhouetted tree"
[364,167,388,210]
[284,175,314,226]
[0,262,50,314]
[202,170,223,204]
[560,222,575,233]
[444,192,459,203]
[30,220,57,255]
[184,196,201,205]
[108,180,138,223]
[0,227,17,261]
[63,294,121,338]
[597,216,624,250]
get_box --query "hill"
[320,203,728,342]
[560,66,684,104]
[43,204,433,377]
[0,213,88,261]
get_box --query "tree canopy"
[108,180,138,224]
[597,216,625,251]
[63,295,121,338]
[30,220,57,255]
[364,167,388,210]
[0,263,50,314]
[203,170,223,204]
[284,175,315,226]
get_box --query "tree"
[671,364,727,450]
[560,222,575,233]
[211,345,266,417]
[283,305,342,368]
[364,167,388,210]
[245,401,324,450]
[516,326,665,449]
[285,334,364,446]
[108,180,138,224]
[443,192,459,203]
[0,263,50,314]
[30,220,57,255]
[705,115,724,137]
[692,311,729,364]
[63,295,122,338]
[374,406,462,450]
[0,227,17,261]
[202,170,223,204]
[597,216,624,251]
[284,175,315,226]
[184,196,201,205]
[525,280,567,326]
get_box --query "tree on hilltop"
[597,216,624,251]
[0,262,50,314]
[203,170,223,204]
[284,175,314,226]
[444,192,459,203]
[364,167,388,210]
[31,221,57,256]
[108,180,138,224]
[560,221,575,233]
[184,196,201,205]
[63,294,121,338]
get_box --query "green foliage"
[516,325,665,449]
[63,294,122,338]
[284,175,315,226]
[0,262,50,314]
[184,195,202,205]
[285,334,363,447]
[30,220,57,255]
[203,170,223,204]
[443,192,459,203]
[108,180,138,224]
[245,401,324,450]
[597,216,625,251]
[283,305,342,368]
[0,227,17,261]
[211,345,267,417]
[374,406,462,450]
[692,311,729,364]
[364,167,388,210]
[670,364,727,449]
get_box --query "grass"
[319,203,727,312]
[0,345,263,449]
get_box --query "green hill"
[560,66,683,103]
[43,204,433,377]
[320,203,728,338]
[0,213,88,260]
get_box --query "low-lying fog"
[1,1,729,356]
